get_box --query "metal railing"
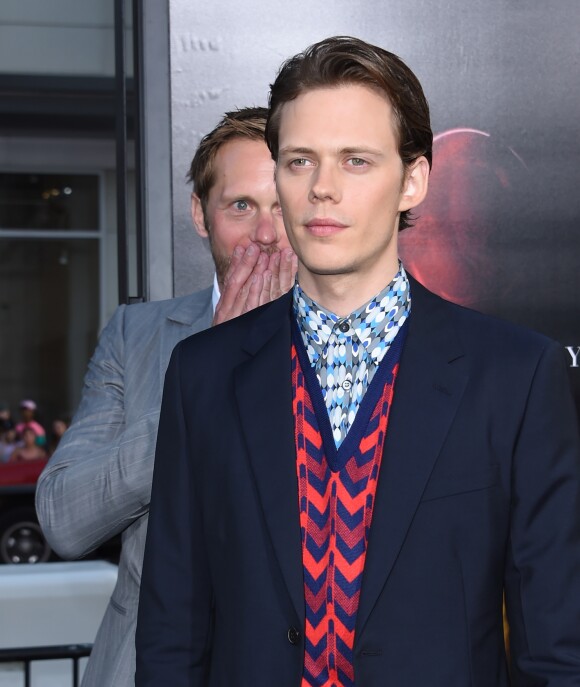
[0,644,92,687]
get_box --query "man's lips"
[304,218,348,236]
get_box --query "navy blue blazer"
[136,277,580,686]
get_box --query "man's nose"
[309,163,341,203]
[253,211,279,247]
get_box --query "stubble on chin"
[212,253,231,286]
[209,239,282,288]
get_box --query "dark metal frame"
[114,0,146,305]
[0,75,120,135]
[2,2,155,306]
[0,644,92,687]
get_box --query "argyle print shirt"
[292,264,410,446]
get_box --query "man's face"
[20,408,34,421]
[192,138,290,285]
[275,84,427,297]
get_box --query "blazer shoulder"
[176,291,293,360]
[457,303,556,362]
[411,276,559,363]
[121,287,213,329]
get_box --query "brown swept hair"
[266,36,432,230]
[187,107,268,217]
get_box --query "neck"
[297,262,400,317]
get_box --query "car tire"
[0,507,52,564]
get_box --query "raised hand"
[213,243,297,325]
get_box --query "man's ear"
[398,156,430,212]
[191,194,209,238]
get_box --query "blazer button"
[287,627,300,645]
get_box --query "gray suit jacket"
[36,287,213,687]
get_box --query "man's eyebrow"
[278,146,316,157]
[278,145,384,157]
[339,146,384,157]
[218,192,253,205]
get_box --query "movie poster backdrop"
[169,0,580,417]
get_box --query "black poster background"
[169,0,580,418]
[394,2,580,419]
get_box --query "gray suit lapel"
[158,287,213,387]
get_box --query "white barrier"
[0,561,117,687]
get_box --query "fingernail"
[251,274,258,284]
[234,246,244,257]
[246,245,257,256]
[286,250,294,261]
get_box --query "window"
[0,172,103,422]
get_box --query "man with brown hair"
[188,108,297,324]
[136,37,580,686]
[36,107,296,687]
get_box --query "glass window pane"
[0,173,100,231]
[0,238,99,425]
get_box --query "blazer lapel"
[356,277,469,639]
[234,293,305,626]
[158,287,213,388]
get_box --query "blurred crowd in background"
[0,399,69,463]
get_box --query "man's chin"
[302,262,357,277]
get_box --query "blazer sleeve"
[35,305,158,558]
[504,340,580,683]
[135,342,213,686]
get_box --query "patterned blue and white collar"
[292,263,411,367]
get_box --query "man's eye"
[348,157,366,167]
[234,200,249,211]
[291,158,309,167]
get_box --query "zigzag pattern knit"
[292,330,402,687]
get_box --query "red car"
[0,460,51,564]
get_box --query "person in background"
[136,37,580,687]
[9,426,47,463]
[0,402,16,462]
[47,416,70,457]
[15,399,46,445]
[36,107,297,687]
[0,401,13,431]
